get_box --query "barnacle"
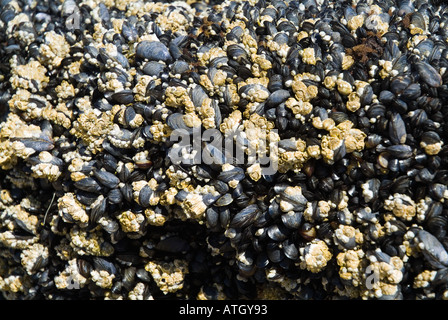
[145,260,188,295]
[1,0,448,303]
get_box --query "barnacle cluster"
[1,0,448,300]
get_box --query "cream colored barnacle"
[133,74,153,102]
[247,162,262,182]
[54,258,87,290]
[384,193,416,221]
[361,254,404,299]
[57,193,89,227]
[301,47,318,65]
[91,270,115,289]
[252,54,272,71]
[198,98,216,129]
[117,210,145,234]
[128,282,151,300]
[30,151,61,182]
[413,270,436,289]
[70,108,114,154]
[10,60,49,92]
[180,193,207,220]
[0,189,14,205]
[346,92,361,112]
[291,79,318,102]
[69,226,114,256]
[20,243,49,275]
[334,225,364,249]
[145,259,188,294]
[336,79,353,95]
[0,275,25,293]
[323,75,337,90]
[378,60,393,79]
[342,54,355,70]
[3,202,39,235]
[55,80,76,100]
[38,31,71,69]
[347,15,365,31]
[420,140,443,155]
[154,4,193,33]
[149,120,172,143]
[220,109,242,136]
[285,98,313,116]
[0,230,38,249]
[320,135,343,163]
[323,120,366,156]
[145,208,167,226]
[336,249,365,288]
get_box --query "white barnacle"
[91,270,115,289]
[30,151,61,182]
[54,258,87,290]
[128,282,153,300]
[301,47,317,65]
[58,193,89,226]
[362,252,404,299]
[69,226,114,256]
[361,181,374,203]
[117,210,145,234]
[20,243,49,274]
[413,270,436,289]
[145,260,188,295]
[336,249,365,287]
[384,193,416,221]
[337,224,363,249]
[246,163,262,182]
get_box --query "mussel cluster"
[1,0,448,300]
